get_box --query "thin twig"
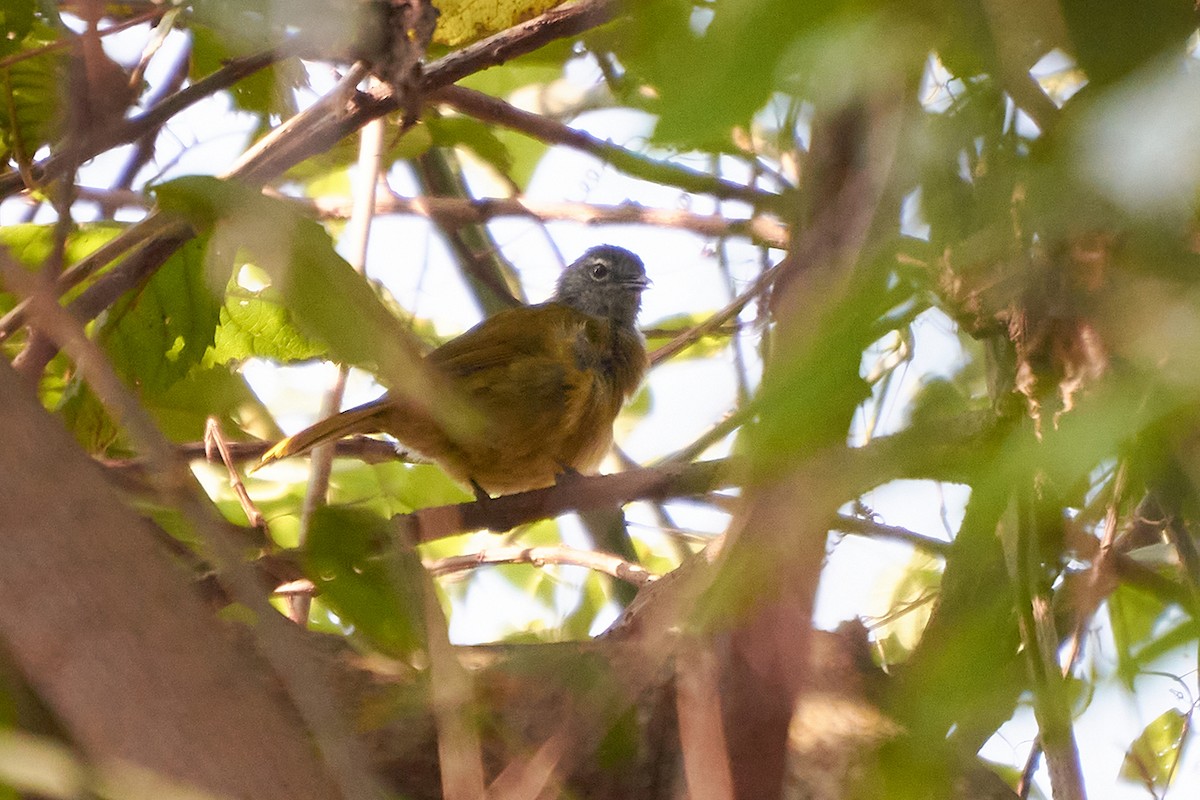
[426,544,656,586]
[301,192,791,249]
[1011,488,1087,800]
[203,417,267,532]
[650,258,781,366]
[0,49,284,199]
[291,113,385,624]
[276,543,655,595]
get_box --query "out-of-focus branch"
[0,49,283,200]
[434,84,785,211]
[322,191,792,248]
[0,246,385,799]
[424,544,657,587]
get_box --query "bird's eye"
[589,262,610,281]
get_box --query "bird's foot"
[470,479,493,504]
[554,464,585,485]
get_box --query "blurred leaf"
[595,706,640,770]
[0,222,126,318]
[98,237,218,396]
[284,121,432,186]
[56,378,120,454]
[432,0,567,47]
[149,364,277,443]
[493,518,565,598]
[560,570,609,639]
[0,0,35,58]
[644,311,732,361]
[428,115,515,177]
[1119,708,1187,793]
[305,505,426,659]
[0,730,85,800]
[1108,582,1169,688]
[458,51,565,97]
[153,176,429,392]
[621,0,927,146]
[874,550,941,660]
[0,22,63,170]
[188,0,360,64]
[1124,618,1200,679]
[0,222,126,275]
[190,25,306,117]
[748,266,901,470]
[1060,0,1194,88]
[622,382,651,421]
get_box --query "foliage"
[1,1,1199,799]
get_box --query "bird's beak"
[624,276,652,291]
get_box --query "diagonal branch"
[0,49,284,200]
[434,84,785,210]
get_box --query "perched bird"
[257,245,650,496]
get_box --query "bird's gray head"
[554,245,649,330]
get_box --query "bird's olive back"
[554,245,648,330]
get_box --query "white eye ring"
[590,262,610,281]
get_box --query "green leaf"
[152,176,433,397]
[0,222,126,273]
[431,0,566,47]
[304,506,427,659]
[458,51,565,98]
[149,364,278,443]
[0,0,36,58]
[98,237,219,396]
[1119,708,1187,793]
[56,378,121,454]
[428,115,515,177]
[188,25,305,117]
[560,571,610,640]
[285,122,432,187]
[212,281,329,364]
[0,22,63,168]
[328,461,473,517]
[645,311,733,361]
[1060,0,1194,88]
[0,222,127,313]
[1108,582,1169,688]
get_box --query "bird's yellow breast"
[378,303,647,494]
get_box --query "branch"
[0,49,284,199]
[0,6,166,69]
[425,544,656,587]
[0,247,385,799]
[400,460,733,543]
[434,84,785,211]
[305,192,790,249]
[650,259,781,366]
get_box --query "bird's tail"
[255,401,387,470]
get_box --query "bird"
[257,245,651,497]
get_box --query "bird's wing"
[427,304,581,377]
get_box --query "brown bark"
[0,357,348,799]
